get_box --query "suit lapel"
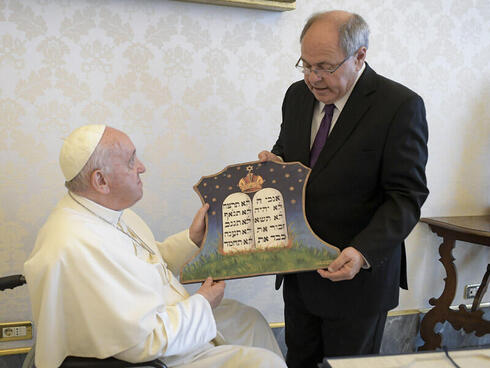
[308,64,377,184]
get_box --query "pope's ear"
[90,169,110,194]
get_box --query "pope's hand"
[189,203,209,247]
[317,246,365,281]
[258,150,282,162]
[196,277,225,309]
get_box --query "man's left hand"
[189,203,209,247]
[317,246,365,281]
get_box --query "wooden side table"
[418,216,490,350]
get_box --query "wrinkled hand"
[196,277,225,309]
[189,203,209,247]
[258,150,282,163]
[317,246,365,281]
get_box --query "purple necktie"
[310,104,335,167]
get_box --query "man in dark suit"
[259,10,429,368]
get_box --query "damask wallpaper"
[1,0,489,351]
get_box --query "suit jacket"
[272,64,429,318]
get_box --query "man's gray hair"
[300,12,370,57]
[65,141,112,193]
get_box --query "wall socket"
[464,284,480,299]
[0,321,33,342]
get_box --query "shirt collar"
[69,192,123,225]
[319,62,366,113]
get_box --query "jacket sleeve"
[352,93,429,267]
[271,83,297,158]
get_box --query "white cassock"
[24,193,285,368]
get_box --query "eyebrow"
[129,150,136,163]
[301,57,336,68]
[304,60,335,69]
[317,61,336,68]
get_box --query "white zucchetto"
[59,124,106,181]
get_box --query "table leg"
[419,236,457,350]
[448,263,490,336]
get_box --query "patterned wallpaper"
[1,0,489,350]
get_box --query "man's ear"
[90,169,110,194]
[355,46,367,69]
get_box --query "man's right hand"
[196,277,225,309]
[258,150,282,162]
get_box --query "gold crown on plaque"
[239,166,264,193]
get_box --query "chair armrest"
[60,356,167,368]
[0,274,26,291]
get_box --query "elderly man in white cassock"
[24,125,285,368]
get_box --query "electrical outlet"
[464,284,480,299]
[0,321,32,342]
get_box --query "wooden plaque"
[180,160,340,284]
[173,0,296,12]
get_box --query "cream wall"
[1,0,489,351]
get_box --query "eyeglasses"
[295,54,352,76]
